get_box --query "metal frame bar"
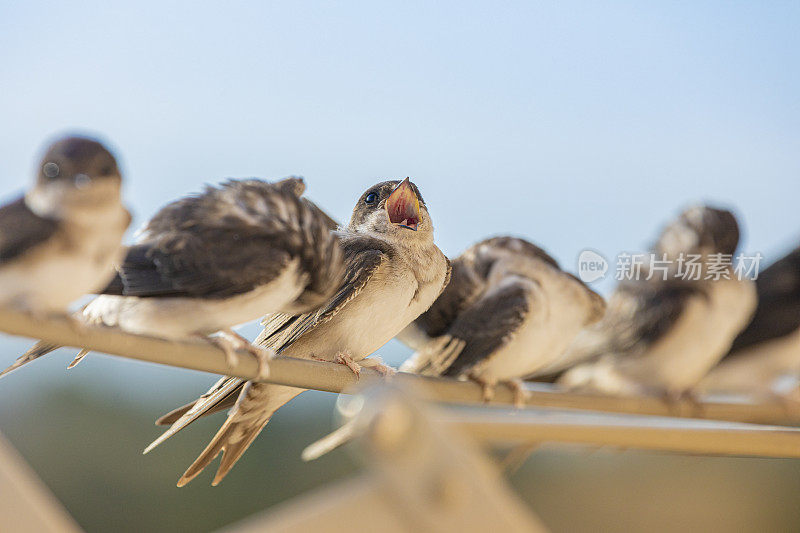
[0,307,797,428]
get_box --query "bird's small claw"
[504,378,530,408]
[67,349,90,369]
[206,335,241,368]
[245,344,273,380]
[661,389,704,417]
[215,329,273,379]
[359,357,396,378]
[335,352,361,378]
[468,373,496,403]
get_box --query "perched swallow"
[557,205,757,400]
[1,177,343,378]
[399,236,605,402]
[148,178,450,486]
[0,135,130,313]
[698,245,800,399]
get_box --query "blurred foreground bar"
[225,387,548,533]
[226,385,800,532]
[445,405,800,457]
[0,432,81,532]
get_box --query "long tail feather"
[144,377,243,454]
[66,349,90,369]
[155,396,236,426]
[177,382,304,486]
[301,421,358,462]
[399,335,466,376]
[0,341,61,378]
[178,413,271,487]
[156,402,196,426]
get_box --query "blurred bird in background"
[1,177,343,378]
[147,178,451,486]
[0,135,130,314]
[698,245,800,402]
[399,236,605,404]
[556,205,757,401]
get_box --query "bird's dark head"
[25,136,122,217]
[656,205,740,258]
[348,178,433,242]
[37,135,121,189]
[30,135,123,215]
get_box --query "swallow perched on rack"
[557,205,757,400]
[399,236,606,403]
[0,135,130,313]
[1,177,343,378]
[148,178,450,486]
[698,244,800,400]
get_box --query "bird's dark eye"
[364,192,378,205]
[43,162,59,179]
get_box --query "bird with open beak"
[0,135,130,314]
[556,205,757,401]
[1,177,343,379]
[399,236,606,403]
[698,244,800,402]
[147,177,450,486]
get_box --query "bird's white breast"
[612,277,758,394]
[82,258,306,339]
[0,203,128,311]
[282,250,448,361]
[698,327,800,396]
[473,267,599,382]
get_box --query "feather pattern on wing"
[404,277,533,377]
[409,236,558,339]
[254,232,391,351]
[101,179,343,310]
[581,279,706,361]
[0,197,59,264]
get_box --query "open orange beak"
[385,178,421,231]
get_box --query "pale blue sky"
[0,2,798,383]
